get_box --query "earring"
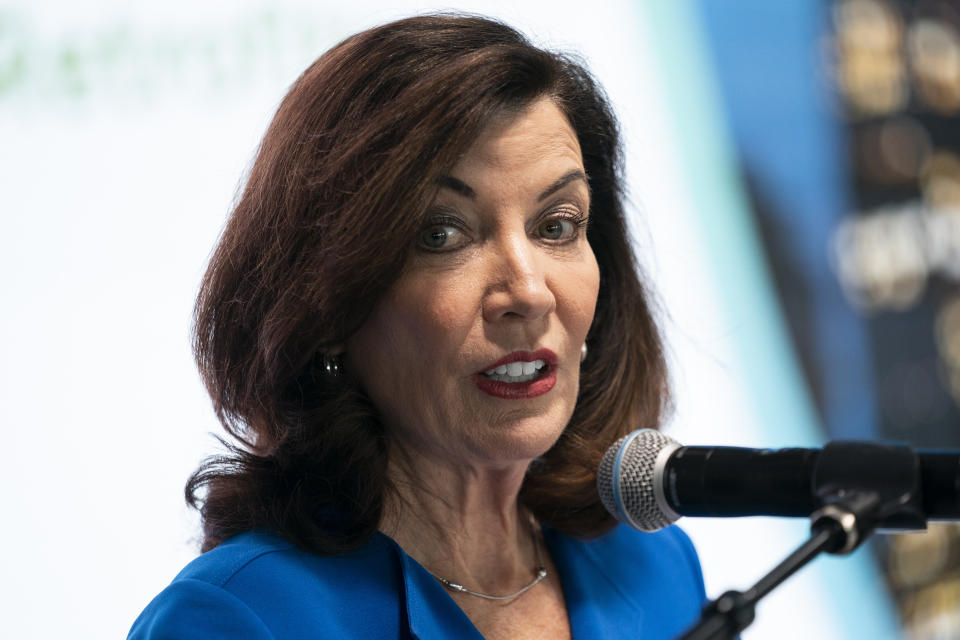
[322,353,343,377]
[580,342,588,363]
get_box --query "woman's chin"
[463,417,569,468]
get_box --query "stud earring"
[322,353,343,377]
[580,343,588,363]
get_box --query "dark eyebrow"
[538,170,588,202]
[437,175,476,199]
[436,169,588,202]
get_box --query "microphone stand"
[676,442,928,640]
[677,513,846,640]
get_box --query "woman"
[129,14,706,640]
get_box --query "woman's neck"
[380,450,540,596]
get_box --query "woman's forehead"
[445,99,583,184]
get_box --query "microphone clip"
[811,441,926,554]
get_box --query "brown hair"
[187,13,669,554]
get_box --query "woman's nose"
[481,234,555,323]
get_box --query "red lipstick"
[473,349,558,399]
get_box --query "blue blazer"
[129,524,706,639]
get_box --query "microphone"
[597,429,960,532]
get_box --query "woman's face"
[347,98,600,469]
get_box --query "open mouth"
[474,350,558,399]
[481,359,548,383]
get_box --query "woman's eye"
[418,223,466,251]
[538,217,577,241]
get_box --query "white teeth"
[482,359,547,382]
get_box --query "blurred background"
[2,0,957,637]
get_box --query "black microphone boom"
[597,429,960,533]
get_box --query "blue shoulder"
[128,578,276,640]
[170,531,297,587]
[625,525,706,601]
[584,524,707,605]
[128,532,406,640]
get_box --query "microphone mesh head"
[597,429,680,532]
